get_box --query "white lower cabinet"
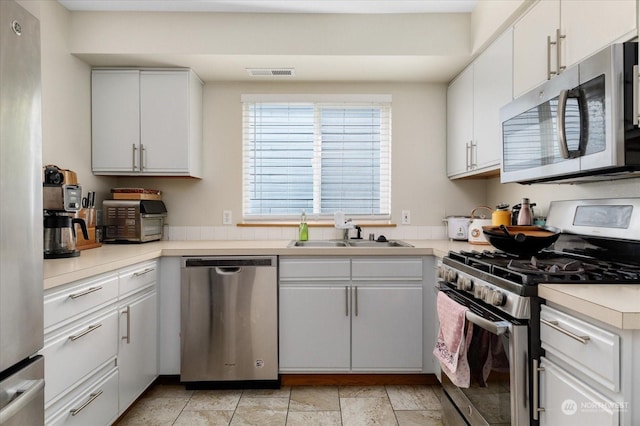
[279,286,351,371]
[43,260,159,425]
[537,303,638,426]
[351,285,423,371]
[46,361,119,426]
[539,357,618,426]
[42,308,119,405]
[279,256,425,373]
[118,288,158,414]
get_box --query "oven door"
[438,289,530,426]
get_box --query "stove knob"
[490,290,506,306]
[474,285,484,299]
[437,266,447,279]
[447,269,458,282]
[457,276,473,291]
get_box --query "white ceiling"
[58,1,478,82]
[58,1,478,14]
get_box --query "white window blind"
[242,96,391,220]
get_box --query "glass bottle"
[299,210,308,241]
[517,198,533,226]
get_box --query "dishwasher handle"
[215,267,241,275]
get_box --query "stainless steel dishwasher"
[180,256,278,388]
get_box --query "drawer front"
[44,274,118,330]
[540,305,620,391]
[119,260,158,296]
[280,257,351,281]
[46,365,118,426]
[539,357,620,426]
[42,309,118,404]
[352,257,423,281]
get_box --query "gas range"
[439,198,640,320]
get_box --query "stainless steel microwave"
[500,42,640,184]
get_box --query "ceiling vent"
[246,68,295,77]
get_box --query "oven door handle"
[466,310,510,335]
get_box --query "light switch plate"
[401,210,410,225]
[222,210,232,225]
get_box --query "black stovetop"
[446,249,640,286]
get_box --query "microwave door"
[501,68,581,183]
[578,45,622,171]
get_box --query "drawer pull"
[68,323,102,341]
[68,286,103,299]
[70,390,103,416]
[133,268,155,277]
[541,318,590,344]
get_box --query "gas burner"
[507,257,585,276]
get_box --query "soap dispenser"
[299,210,308,241]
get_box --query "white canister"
[468,206,493,245]
[444,216,471,241]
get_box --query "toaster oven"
[103,200,167,243]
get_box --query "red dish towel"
[433,292,474,388]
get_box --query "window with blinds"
[242,95,391,220]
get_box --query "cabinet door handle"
[69,323,102,341]
[465,141,471,170]
[122,306,131,344]
[132,144,138,171]
[69,286,103,299]
[69,390,103,416]
[140,143,146,172]
[547,35,555,79]
[354,286,358,317]
[532,359,545,420]
[345,286,349,316]
[556,28,566,75]
[470,141,477,169]
[541,318,590,344]
[133,268,155,277]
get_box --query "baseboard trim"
[280,373,439,386]
[153,373,440,387]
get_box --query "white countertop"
[44,240,640,330]
[43,239,476,289]
[538,284,640,330]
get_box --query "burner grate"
[446,249,640,286]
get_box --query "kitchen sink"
[346,240,413,247]
[287,239,413,248]
[288,240,349,248]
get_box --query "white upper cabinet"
[447,28,513,179]
[513,0,560,97]
[92,69,203,177]
[562,1,636,68]
[473,28,514,171]
[513,0,637,97]
[91,70,141,174]
[447,66,473,177]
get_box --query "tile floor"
[115,383,444,426]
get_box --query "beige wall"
[118,81,487,227]
[486,177,640,218]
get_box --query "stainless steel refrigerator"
[0,1,45,424]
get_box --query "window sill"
[237,222,397,228]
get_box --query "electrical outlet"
[222,210,232,225]
[401,210,411,225]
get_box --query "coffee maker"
[43,165,88,259]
